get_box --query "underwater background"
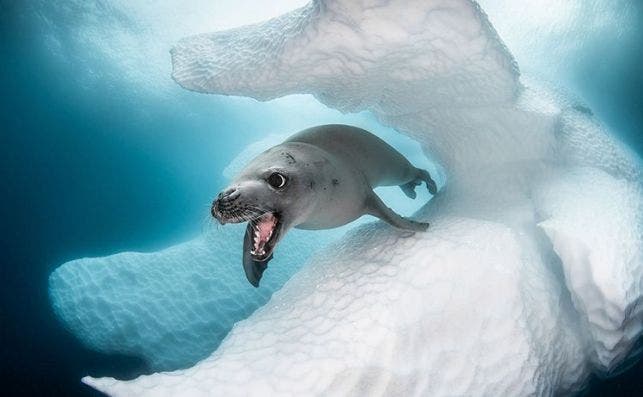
[1,0,642,395]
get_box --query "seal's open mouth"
[246,212,281,261]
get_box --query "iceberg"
[48,0,641,395]
[49,224,346,371]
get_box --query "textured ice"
[71,0,642,395]
[84,213,591,396]
[171,0,520,176]
[49,224,343,370]
[535,167,643,370]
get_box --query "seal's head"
[211,144,324,286]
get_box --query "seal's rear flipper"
[365,193,429,232]
[418,169,438,195]
[243,225,273,287]
[400,180,421,199]
[400,169,438,198]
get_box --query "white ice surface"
[69,0,641,395]
[84,212,591,396]
[535,166,643,370]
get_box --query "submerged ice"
[48,0,642,395]
[49,226,340,370]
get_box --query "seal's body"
[212,124,437,286]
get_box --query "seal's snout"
[211,187,240,223]
[210,201,222,221]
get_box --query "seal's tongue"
[250,213,277,256]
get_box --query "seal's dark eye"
[267,172,287,189]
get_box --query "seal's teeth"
[252,231,259,251]
[249,248,266,256]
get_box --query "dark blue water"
[1,1,641,395]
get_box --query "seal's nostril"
[228,190,240,200]
[218,187,239,201]
[211,187,241,223]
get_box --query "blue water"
[1,1,642,395]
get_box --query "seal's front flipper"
[242,224,273,287]
[365,193,429,232]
